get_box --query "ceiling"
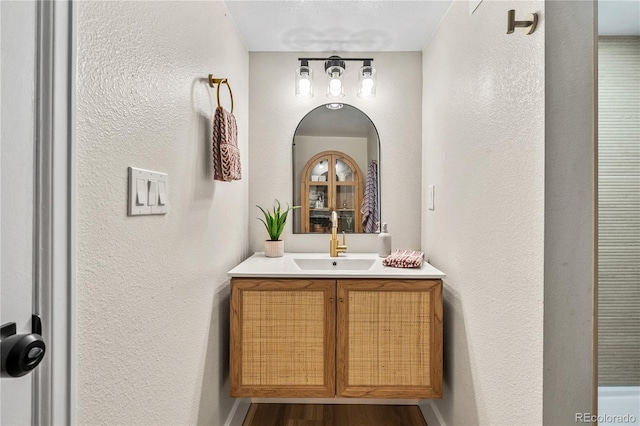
[224,0,639,51]
[224,1,453,52]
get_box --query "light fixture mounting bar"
[298,57,374,62]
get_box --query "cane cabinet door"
[336,279,443,399]
[230,278,336,397]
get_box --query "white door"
[1,1,42,424]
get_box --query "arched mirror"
[293,104,380,234]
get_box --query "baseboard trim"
[250,398,420,405]
[224,398,251,426]
[419,401,446,426]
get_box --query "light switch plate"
[427,185,435,210]
[128,167,169,216]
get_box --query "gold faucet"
[330,211,347,257]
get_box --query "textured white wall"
[77,2,249,424]
[421,1,544,424]
[249,52,422,253]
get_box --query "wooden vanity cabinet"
[230,278,442,399]
[230,279,336,397]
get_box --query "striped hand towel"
[382,249,424,268]
[212,106,241,181]
[361,160,379,233]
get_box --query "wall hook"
[506,10,538,35]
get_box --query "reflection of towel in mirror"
[212,106,241,181]
[361,160,378,232]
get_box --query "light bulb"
[361,77,374,91]
[325,64,344,99]
[298,77,311,95]
[329,77,342,94]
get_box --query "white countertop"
[228,252,446,279]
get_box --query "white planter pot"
[264,240,284,258]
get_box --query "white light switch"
[148,180,158,206]
[158,181,167,206]
[427,185,435,210]
[128,167,169,216]
[136,179,147,206]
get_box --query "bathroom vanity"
[227,253,445,399]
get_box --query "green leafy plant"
[257,200,300,241]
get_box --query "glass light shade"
[326,67,345,99]
[295,65,314,98]
[357,64,377,99]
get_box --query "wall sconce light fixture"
[296,56,376,99]
[358,60,377,99]
[295,60,314,98]
[325,56,345,99]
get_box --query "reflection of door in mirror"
[292,104,380,233]
[301,151,363,233]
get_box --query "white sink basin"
[293,258,376,271]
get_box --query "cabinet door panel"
[337,280,442,398]
[230,279,336,397]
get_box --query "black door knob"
[1,317,46,378]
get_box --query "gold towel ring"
[208,75,234,114]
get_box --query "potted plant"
[257,200,300,257]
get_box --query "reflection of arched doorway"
[300,150,363,233]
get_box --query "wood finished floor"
[242,404,428,426]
